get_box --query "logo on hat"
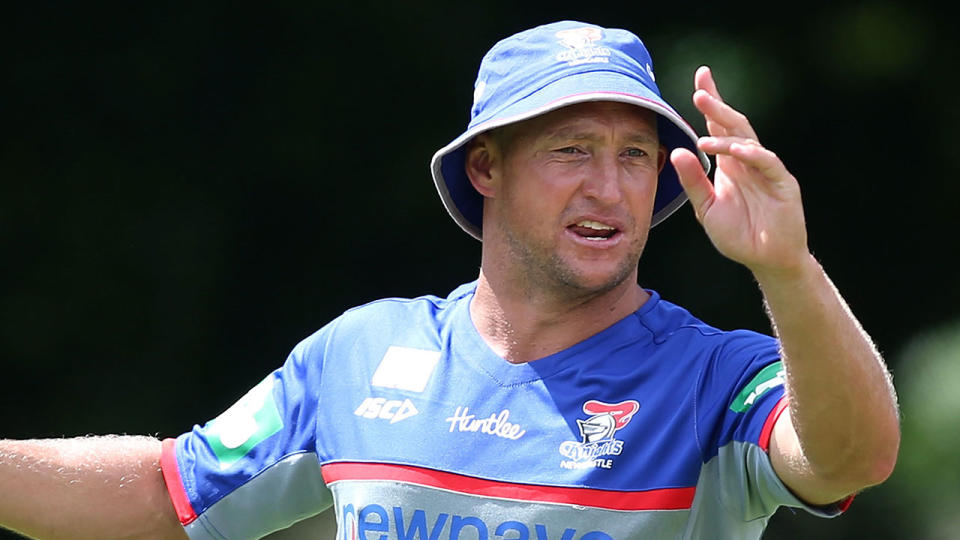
[555,27,611,66]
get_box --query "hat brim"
[431,70,711,241]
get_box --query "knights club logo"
[554,27,612,66]
[559,399,640,470]
[555,27,603,50]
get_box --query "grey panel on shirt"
[683,441,843,539]
[262,509,337,539]
[184,452,333,540]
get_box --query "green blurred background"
[2,2,957,538]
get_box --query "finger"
[704,115,728,138]
[693,66,728,137]
[697,136,762,154]
[670,147,715,221]
[695,67,736,133]
[692,68,758,140]
[693,89,759,141]
[698,137,788,181]
[693,66,727,137]
[694,65,722,99]
[728,142,790,182]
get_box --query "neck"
[470,269,649,364]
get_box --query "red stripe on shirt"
[321,462,695,511]
[759,397,789,451]
[836,494,855,513]
[160,438,199,525]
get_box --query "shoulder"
[637,291,780,381]
[639,290,773,347]
[292,282,475,357]
[337,282,473,327]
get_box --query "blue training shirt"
[161,282,848,539]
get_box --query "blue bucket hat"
[430,20,710,241]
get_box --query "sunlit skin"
[465,101,666,363]
[671,66,899,506]
[465,68,899,508]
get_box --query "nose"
[580,155,624,204]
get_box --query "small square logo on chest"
[371,346,441,393]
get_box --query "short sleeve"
[695,330,785,455]
[694,331,790,520]
[160,329,335,540]
[693,330,851,521]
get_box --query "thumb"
[670,148,713,221]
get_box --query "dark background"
[3,2,957,538]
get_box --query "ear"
[465,134,498,198]
[657,144,668,174]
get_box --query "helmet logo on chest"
[560,399,640,470]
[576,400,640,443]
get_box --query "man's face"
[477,101,666,297]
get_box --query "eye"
[623,147,648,158]
[554,146,583,154]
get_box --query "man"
[0,20,899,540]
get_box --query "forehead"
[507,101,659,140]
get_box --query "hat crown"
[470,21,661,129]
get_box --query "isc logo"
[354,397,419,424]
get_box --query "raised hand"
[670,66,810,278]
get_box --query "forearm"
[0,435,187,540]
[756,254,900,488]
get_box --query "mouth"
[566,219,621,242]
